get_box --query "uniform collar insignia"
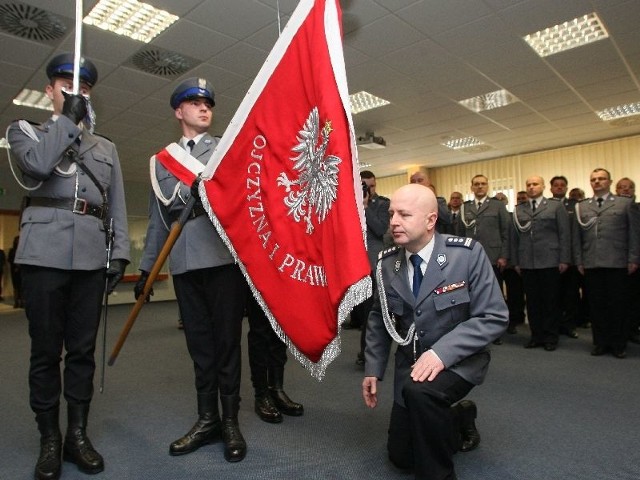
[436,253,446,266]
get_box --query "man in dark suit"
[573,168,640,358]
[351,170,390,365]
[137,78,247,462]
[362,184,508,480]
[446,191,465,236]
[409,171,451,233]
[8,53,130,479]
[512,176,571,351]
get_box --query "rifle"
[108,193,198,366]
[99,218,114,393]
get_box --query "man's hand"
[411,350,445,382]
[61,93,88,125]
[629,263,638,275]
[362,376,378,408]
[558,262,569,274]
[106,259,127,294]
[497,257,507,271]
[134,270,153,302]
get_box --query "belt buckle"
[73,198,88,214]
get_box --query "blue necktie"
[410,254,423,298]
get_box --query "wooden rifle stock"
[108,195,197,366]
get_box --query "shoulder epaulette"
[549,197,560,201]
[377,195,390,202]
[445,236,476,249]
[93,132,113,142]
[378,245,400,260]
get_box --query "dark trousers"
[522,268,561,344]
[502,267,525,327]
[387,371,473,480]
[558,266,581,331]
[246,294,288,392]
[173,264,246,397]
[584,268,629,350]
[21,265,104,413]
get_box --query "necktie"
[187,139,195,153]
[477,202,482,210]
[410,254,423,298]
[597,197,603,208]
[452,212,457,221]
[532,199,537,211]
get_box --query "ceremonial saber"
[108,194,198,366]
[72,0,83,94]
[100,218,114,393]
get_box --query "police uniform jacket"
[512,197,571,269]
[139,134,233,275]
[364,233,508,407]
[8,115,130,269]
[364,193,391,271]
[572,194,640,269]
[461,197,510,264]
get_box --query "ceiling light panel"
[441,136,485,150]
[523,12,609,57]
[84,0,178,44]
[459,89,519,112]
[349,91,390,114]
[596,102,640,121]
[13,89,53,111]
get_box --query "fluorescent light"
[349,91,390,114]
[596,102,640,121]
[441,136,485,150]
[13,89,53,111]
[84,0,178,43]
[358,163,372,169]
[523,13,609,57]
[459,89,519,112]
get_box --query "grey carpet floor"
[1,300,639,479]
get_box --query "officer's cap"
[170,77,215,110]
[46,53,98,87]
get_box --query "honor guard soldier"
[7,53,130,479]
[136,77,248,462]
[362,184,508,480]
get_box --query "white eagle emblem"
[276,107,342,234]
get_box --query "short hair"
[471,174,487,184]
[591,168,611,180]
[550,176,568,185]
[360,170,375,180]
[617,177,635,188]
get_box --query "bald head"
[409,171,430,186]
[389,184,438,252]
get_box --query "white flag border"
[199,0,371,380]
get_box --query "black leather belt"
[28,197,107,220]
[189,204,207,219]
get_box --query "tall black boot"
[254,387,283,424]
[63,404,104,474]
[170,393,222,456]
[35,408,62,480]
[220,395,247,462]
[268,367,304,416]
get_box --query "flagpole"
[72,0,83,94]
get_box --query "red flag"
[200,0,371,379]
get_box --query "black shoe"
[562,328,579,338]
[493,337,503,345]
[457,400,480,452]
[590,345,606,356]
[629,333,640,344]
[544,343,557,351]
[524,340,542,349]
[222,418,247,462]
[63,430,104,474]
[507,325,517,334]
[612,349,627,359]
[255,395,283,423]
[269,388,304,416]
[36,433,62,480]
[169,414,222,455]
